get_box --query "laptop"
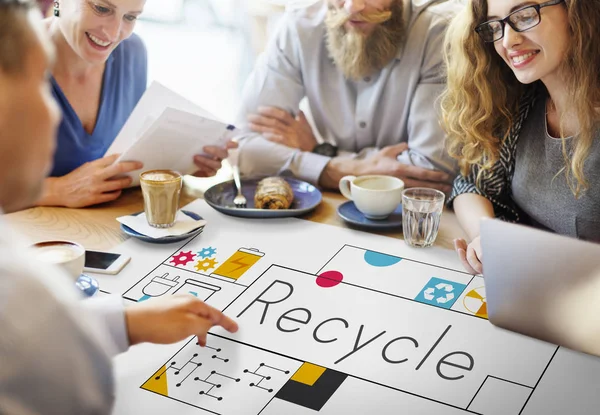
[481,219,600,357]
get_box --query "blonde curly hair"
[441,0,600,196]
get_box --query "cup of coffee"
[339,175,404,219]
[32,240,85,281]
[140,170,183,228]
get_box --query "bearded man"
[235,0,461,191]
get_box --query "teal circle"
[364,251,402,267]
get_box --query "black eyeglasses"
[475,0,565,43]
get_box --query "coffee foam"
[142,172,179,182]
[355,177,402,191]
[34,244,82,264]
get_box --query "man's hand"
[193,141,238,177]
[454,237,483,274]
[248,106,318,152]
[125,295,239,347]
[40,154,143,208]
[358,143,453,193]
[319,142,452,192]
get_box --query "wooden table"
[4,185,466,251]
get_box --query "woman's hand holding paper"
[39,154,143,208]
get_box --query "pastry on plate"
[254,177,294,209]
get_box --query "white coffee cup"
[339,175,404,220]
[32,240,86,281]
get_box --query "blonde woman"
[441,0,600,274]
[36,0,234,209]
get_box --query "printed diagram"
[168,246,221,274]
[136,273,180,302]
[170,251,197,267]
[147,344,240,401]
[274,363,348,411]
[245,363,290,393]
[462,287,488,319]
[202,246,559,415]
[129,242,594,414]
[196,258,218,273]
[452,276,489,319]
[198,246,217,259]
[317,245,475,315]
[123,271,221,303]
[425,284,454,304]
[415,277,467,309]
[210,248,264,281]
[174,279,221,301]
[122,245,261,304]
[164,246,265,283]
[142,335,302,414]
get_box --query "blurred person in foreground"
[0,2,238,413]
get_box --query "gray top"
[511,96,600,242]
[236,0,461,184]
[0,215,129,414]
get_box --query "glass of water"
[402,188,445,248]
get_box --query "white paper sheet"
[106,81,223,155]
[105,81,236,187]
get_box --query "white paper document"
[105,81,237,187]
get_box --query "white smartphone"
[83,250,130,275]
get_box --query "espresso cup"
[32,240,85,281]
[339,175,404,220]
[140,169,183,228]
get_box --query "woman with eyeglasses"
[440,0,600,274]
[36,1,234,209]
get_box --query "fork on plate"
[232,165,247,208]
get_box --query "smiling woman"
[440,0,600,274]
[30,0,235,209]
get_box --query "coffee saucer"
[120,210,204,244]
[337,201,403,230]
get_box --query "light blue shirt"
[236,0,460,184]
[0,214,129,414]
[50,34,147,177]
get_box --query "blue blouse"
[50,33,147,177]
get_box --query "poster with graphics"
[89,200,600,415]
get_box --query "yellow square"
[291,362,327,386]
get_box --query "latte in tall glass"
[140,170,183,228]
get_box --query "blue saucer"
[337,201,403,230]
[120,210,204,244]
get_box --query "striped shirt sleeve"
[447,89,538,222]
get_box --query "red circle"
[316,270,343,288]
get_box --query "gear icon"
[170,251,196,267]
[198,246,217,259]
[195,258,218,272]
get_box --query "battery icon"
[211,247,264,281]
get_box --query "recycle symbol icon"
[424,283,455,304]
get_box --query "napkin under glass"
[117,210,206,239]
